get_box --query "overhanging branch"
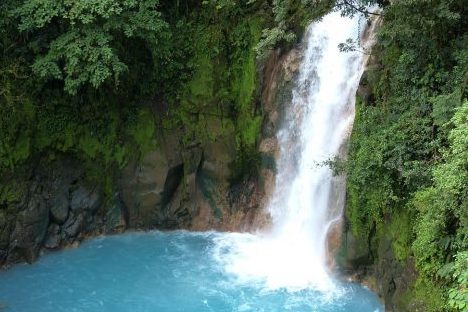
[341,0,381,16]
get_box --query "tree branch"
[342,0,381,16]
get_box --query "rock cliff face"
[115,46,303,235]
[1,159,121,265]
[119,122,251,232]
[338,220,419,311]
[0,47,302,268]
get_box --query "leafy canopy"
[14,0,168,94]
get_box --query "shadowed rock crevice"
[160,163,184,210]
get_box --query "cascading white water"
[214,11,375,292]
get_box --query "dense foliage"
[346,0,467,310]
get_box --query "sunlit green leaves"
[14,0,61,31]
[447,252,468,311]
[31,29,127,94]
[255,0,332,59]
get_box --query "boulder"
[44,224,61,249]
[63,212,84,241]
[49,190,69,224]
[121,147,169,227]
[121,143,186,228]
[70,186,102,212]
[338,223,373,270]
[104,195,127,234]
[161,174,195,229]
[8,195,49,263]
[0,211,10,264]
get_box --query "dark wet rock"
[356,56,380,108]
[162,172,197,229]
[49,190,69,224]
[121,146,173,228]
[338,200,418,311]
[81,212,102,236]
[0,249,7,265]
[0,212,9,264]
[8,195,49,263]
[0,212,8,246]
[44,224,61,249]
[105,205,126,234]
[339,224,373,269]
[373,239,418,312]
[105,195,127,234]
[63,212,84,240]
[261,49,300,139]
[0,157,105,266]
[70,186,102,213]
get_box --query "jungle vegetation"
[0,0,466,310]
[345,0,467,311]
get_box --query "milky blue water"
[0,231,383,312]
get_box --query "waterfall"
[214,11,375,292]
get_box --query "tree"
[14,0,168,94]
[334,0,386,17]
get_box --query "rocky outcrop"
[338,219,420,311]
[120,138,184,229]
[118,118,243,231]
[0,159,127,267]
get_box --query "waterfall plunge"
[214,11,375,292]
